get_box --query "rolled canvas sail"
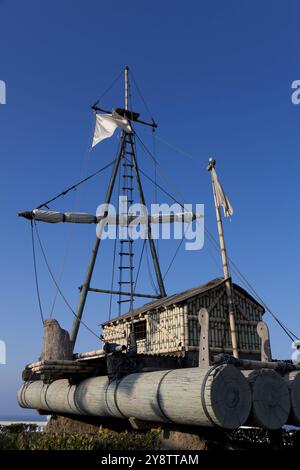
[31,209,97,224]
[20,209,203,226]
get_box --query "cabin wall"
[187,286,263,358]
[102,305,185,355]
[102,286,264,359]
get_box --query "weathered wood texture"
[18,365,252,430]
[284,371,300,426]
[43,319,72,361]
[102,283,264,360]
[242,369,290,430]
[198,308,209,368]
[256,321,272,361]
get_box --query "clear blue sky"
[0,0,300,417]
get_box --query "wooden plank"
[198,308,209,368]
[256,321,272,362]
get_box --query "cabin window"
[134,320,147,341]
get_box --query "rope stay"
[36,160,115,210]
[31,221,44,324]
[145,243,159,296]
[129,69,156,124]
[163,222,192,281]
[92,69,124,108]
[33,222,102,342]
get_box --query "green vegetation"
[0,425,160,450]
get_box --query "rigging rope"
[33,222,102,341]
[36,160,115,209]
[145,243,159,295]
[108,164,122,320]
[129,69,156,123]
[31,221,44,324]
[134,238,146,292]
[163,222,192,281]
[93,69,124,106]
[153,130,159,259]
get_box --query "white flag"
[211,168,234,217]
[92,110,132,148]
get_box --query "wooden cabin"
[102,278,265,364]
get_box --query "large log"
[284,371,300,426]
[242,369,290,430]
[18,365,252,430]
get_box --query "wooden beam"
[88,287,161,300]
[198,308,210,369]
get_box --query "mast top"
[207,157,216,171]
[91,65,157,128]
[125,65,129,111]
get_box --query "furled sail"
[19,210,98,224]
[211,167,234,217]
[18,209,202,225]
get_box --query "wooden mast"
[69,66,166,351]
[207,158,239,358]
[69,136,124,350]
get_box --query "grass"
[0,424,160,450]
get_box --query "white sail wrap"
[150,212,201,224]
[211,168,234,217]
[92,110,132,147]
[104,212,202,226]
[32,210,97,224]
[25,210,203,225]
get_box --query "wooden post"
[43,319,72,361]
[207,158,238,358]
[198,308,210,368]
[125,65,129,111]
[257,321,272,362]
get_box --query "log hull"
[18,365,252,430]
[242,369,291,430]
[284,371,300,426]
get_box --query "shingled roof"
[102,278,265,326]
